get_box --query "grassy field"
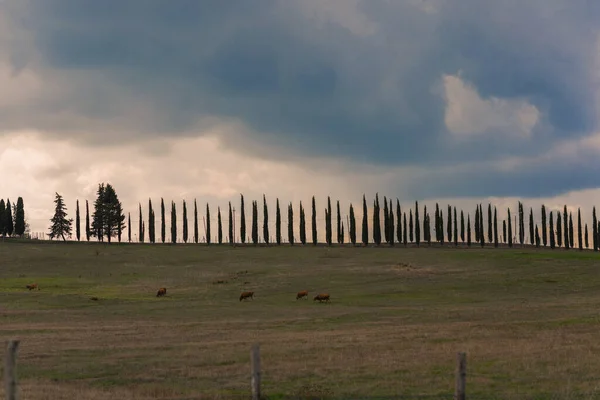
[1,241,600,399]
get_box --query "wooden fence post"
[251,343,261,400]
[455,352,466,400]
[4,340,20,400]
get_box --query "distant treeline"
[0,197,26,237]
[36,182,600,252]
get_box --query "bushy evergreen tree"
[48,192,72,241]
[91,183,125,243]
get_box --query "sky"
[1,0,600,243]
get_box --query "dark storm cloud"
[2,0,600,197]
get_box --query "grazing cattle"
[313,293,330,303]
[26,283,39,291]
[156,287,167,297]
[239,291,254,301]
[296,290,309,300]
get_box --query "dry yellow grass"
[1,241,600,399]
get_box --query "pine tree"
[403,213,407,246]
[578,208,583,250]
[563,205,569,249]
[85,200,90,241]
[194,199,199,244]
[48,192,72,241]
[535,224,540,248]
[128,212,131,242]
[75,200,81,241]
[326,196,333,246]
[397,200,402,244]
[557,213,562,248]
[251,201,258,245]
[373,194,381,245]
[337,200,342,244]
[585,223,589,249]
[389,200,395,246]
[409,209,414,243]
[349,204,356,246]
[139,204,144,243]
[288,203,294,245]
[300,201,306,245]
[217,206,222,245]
[263,195,269,245]
[549,211,555,249]
[569,212,574,249]
[453,206,457,247]
[311,196,317,245]
[594,207,598,251]
[447,204,452,243]
[229,202,234,245]
[171,201,177,244]
[362,195,368,246]
[206,203,211,245]
[91,184,125,243]
[493,206,498,248]
[183,200,188,244]
[276,198,282,245]
[507,208,513,248]
[161,198,166,243]
[529,208,534,245]
[5,199,13,236]
[467,214,471,246]
[240,194,246,244]
[487,204,492,243]
[460,210,465,243]
[415,201,421,246]
[541,205,547,247]
[503,220,507,243]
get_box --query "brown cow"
[156,287,167,297]
[239,291,254,301]
[26,283,39,291]
[296,290,309,300]
[313,293,330,303]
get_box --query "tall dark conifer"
[435,203,440,242]
[383,197,389,244]
[409,209,414,243]
[529,208,534,245]
[337,200,342,244]
[276,198,282,245]
[149,199,155,243]
[128,212,131,243]
[263,195,269,245]
[508,208,513,248]
[453,206,457,247]
[229,202,234,245]
[585,223,589,249]
[541,205,547,247]
[85,200,90,241]
[439,210,444,244]
[415,201,421,246]
[251,201,258,245]
[563,205,569,249]
[311,196,317,245]
[373,194,381,245]
[460,210,465,243]
[349,204,356,246]
[403,213,407,246]
[549,211,555,249]
[161,198,166,243]
[139,203,144,243]
[594,207,598,251]
[240,194,246,244]
[578,208,583,250]
[299,201,306,245]
[183,200,188,243]
[217,206,222,244]
[475,206,480,243]
[493,206,498,247]
[397,200,402,244]
[389,200,395,246]
[193,199,199,244]
[503,220,507,243]
[535,224,540,247]
[569,212,574,249]
[479,204,485,248]
[206,203,211,245]
[557,213,562,248]
[487,204,492,243]
[362,195,368,246]
[171,201,177,244]
[467,214,471,246]
[447,205,452,243]
[326,196,333,246]
[75,200,81,241]
[288,203,294,245]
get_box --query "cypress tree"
[397,199,402,244]
[415,201,421,246]
[503,220,507,243]
[276,198,282,245]
[149,199,155,243]
[403,213,407,246]
[75,200,81,241]
[529,208,534,245]
[578,208,583,250]
[556,213,562,248]
[326,196,333,246]
[569,212,574,249]
[217,206,222,244]
[549,211,555,249]
[5,199,13,237]
[435,203,440,242]
[171,201,177,244]
[453,206,458,247]
[487,204,492,243]
[288,203,294,245]
[183,200,188,243]
[128,212,131,243]
[518,201,524,245]
[341,221,345,244]
[206,203,211,245]
[535,224,540,248]
[460,210,465,243]
[389,200,395,246]
[563,205,569,249]
[161,198,166,243]
[508,208,513,248]
[85,200,90,241]
[263,194,269,245]
[300,201,306,245]
[439,210,444,244]
[362,195,368,246]
[337,200,342,244]
[541,205,547,247]
[409,209,414,243]
[311,196,317,245]
[479,204,485,247]
[383,197,389,244]
[422,204,427,246]
[594,207,598,251]
[251,201,258,245]
[447,204,452,243]
[467,214,471,246]
[474,206,479,243]
[0,200,5,236]
[141,221,145,244]
[493,206,498,248]
[194,199,199,244]
[349,204,356,246]
[585,223,589,249]
[373,194,381,245]
[240,194,246,244]
[229,202,234,245]
[139,203,144,243]
[425,212,431,245]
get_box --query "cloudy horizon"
[1,0,600,244]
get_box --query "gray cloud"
[1,0,600,198]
